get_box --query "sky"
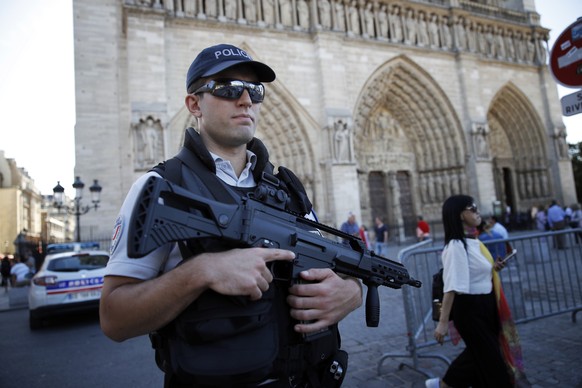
[0,1,581,195]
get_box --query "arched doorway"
[353,56,466,238]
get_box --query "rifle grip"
[365,283,380,327]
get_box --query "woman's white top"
[442,238,493,295]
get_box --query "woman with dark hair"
[426,195,528,388]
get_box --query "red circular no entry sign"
[549,18,582,88]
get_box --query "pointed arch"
[487,82,551,208]
[487,82,547,169]
[352,55,466,219]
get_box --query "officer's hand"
[287,269,362,334]
[196,248,295,301]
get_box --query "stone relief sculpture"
[297,0,309,28]
[262,0,275,26]
[495,26,506,59]
[206,0,218,17]
[318,0,332,29]
[334,119,352,162]
[472,123,490,159]
[428,14,440,48]
[377,5,388,40]
[504,29,516,60]
[389,4,403,43]
[183,0,196,16]
[363,3,375,38]
[534,32,547,64]
[404,9,416,45]
[553,128,569,159]
[417,11,429,47]
[243,0,257,22]
[134,1,551,71]
[334,1,346,31]
[347,1,360,36]
[453,16,466,51]
[440,16,452,50]
[279,0,293,27]
[525,33,536,63]
[134,116,163,170]
[466,19,477,52]
[163,0,174,11]
[485,25,496,57]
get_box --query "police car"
[28,242,108,330]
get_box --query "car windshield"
[47,254,109,272]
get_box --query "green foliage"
[569,142,582,203]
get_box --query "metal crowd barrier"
[377,229,582,377]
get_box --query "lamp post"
[53,176,102,242]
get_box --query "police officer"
[100,43,363,387]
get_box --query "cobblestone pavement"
[338,283,582,387]
[337,240,582,388]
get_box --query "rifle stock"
[128,176,421,327]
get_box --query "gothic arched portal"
[488,82,551,216]
[353,55,466,234]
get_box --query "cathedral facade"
[73,0,575,240]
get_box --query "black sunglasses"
[193,79,265,103]
[464,204,479,213]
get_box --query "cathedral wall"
[72,0,575,239]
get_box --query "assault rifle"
[127,175,421,328]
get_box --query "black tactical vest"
[149,128,344,387]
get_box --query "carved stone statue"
[363,3,375,38]
[389,5,403,43]
[404,9,416,45]
[377,5,388,39]
[417,11,429,47]
[243,0,257,23]
[472,123,490,159]
[428,14,440,48]
[440,16,452,50]
[348,1,360,35]
[297,0,309,28]
[262,0,275,26]
[334,1,346,31]
[334,119,352,162]
[318,0,332,29]
[134,116,163,169]
[279,0,293,26]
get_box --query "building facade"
[72,0,575,240]
[0,151,43,255]
[0,151,76,254]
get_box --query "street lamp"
[53,176,102,242]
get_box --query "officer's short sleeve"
[106,172,176,279]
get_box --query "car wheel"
[29,311,43,330]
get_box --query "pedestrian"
[416,216,430,242]
[24,249,36,275]
[427,195,528,388]
[535,205,548,232]
[547,200,567,249]
[100,43,363,387]
[477,220,506,260]
[1,255,11,291]
[359,225,372,250]
[373,216,389,255]
[570,203,582,243]
[488,215,509,239]
[340,211,360,237]
[10,255,31,287]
